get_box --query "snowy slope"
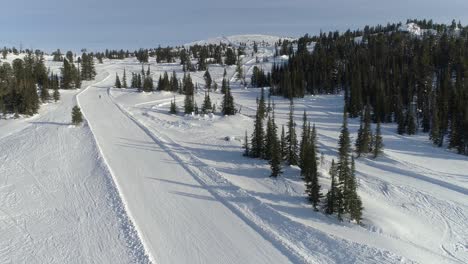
[1,34,467,264]
[77,62,293,264]
[0,86,147,263]
[103,40,466,263]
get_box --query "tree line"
[270,20,468,155]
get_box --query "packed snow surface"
[1,35,467,263]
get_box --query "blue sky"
[1,0,468,52]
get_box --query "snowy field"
[0,35,467,263]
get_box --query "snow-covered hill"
[1,37,467,264]
[186,34,295,47]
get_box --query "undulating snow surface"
[1,35,467,263]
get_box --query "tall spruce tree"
[373,120,384,158]
[286,100,299,165]
[299,111,308,173]
[183,74,195,114]
[280,125,287,160]
[201,91,212,114]
[348,157,363,223]
[203,70,212,90]
[243,130,250,157]
[303,123,321,210]
[258,87,266,119]
[355,105,372,157]
[122,69,128,88]
[169,97,177,114]
[222,84,236,115]
[325,159,341,215]
[336,110,351,220]
[251,101,265,158]
[115,73,122,88]
[269,110,282,177]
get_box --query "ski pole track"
[108,88,406,264]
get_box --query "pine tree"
[280,125,287,160]
[336,110,351,220]
[304,123,321,210]
[170,71,179,92]
[397,110,407,135]
[40,82,50,102]
[222,84,236,115]
[80,53,96,81]
[115,73,122,88]
[269,110,282,177]
[184,93,194,114]
[201,91,212,114]
[258,87,266,119]
[251,103,265,158]
[221,77,228,94]
[270,138,282,177]
[71,105,83,125]
[348,157,363,224]
[53,87,60,102]
[299,111,308,173]
[235,58,244,84]
[286,100,299,165]
[143,76,154,92]
[355,105,372,157]
[431,103,441,146]
[243,130,250,157]
[407,113,417,135]
[325,160,339,214]
[122,68,128,88]
[203,70,212,90]
[373,120,384,158]
[183,73,195,114]
[264,115,275,160]
[169,97,177,114]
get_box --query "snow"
[0,89,146,263]
[1,34,467,263]
[399,23,423,35]
[186,34,295,47]
[398,22,438,36]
